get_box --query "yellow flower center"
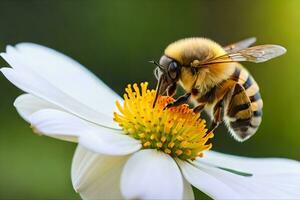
[113,82,213,160]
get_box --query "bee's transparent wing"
[199,45,286,66]
[223,37,256,53]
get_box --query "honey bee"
[151,37,286,141]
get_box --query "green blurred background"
[0,0,299,199]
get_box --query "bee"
[151,37,286,141]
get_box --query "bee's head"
[150,55,181,107]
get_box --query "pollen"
[113,82,213,160]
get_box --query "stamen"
[113,82,213,160]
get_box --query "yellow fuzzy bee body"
[153,37,285,141]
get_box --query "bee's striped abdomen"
[225,66,263,141]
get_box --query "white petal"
[183,179,194,200]
[1,67,116,128]
[1,43,122,127]
[14,94,76,142]
[14,94,61,122]
[121,149,183,200]
[29,109,141,155]
[5,43,121,114]
[178,152,300,199]
[177,159,239,199]
[72,145,128,200]
[200,150,300,174]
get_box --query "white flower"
[1,43,300,200]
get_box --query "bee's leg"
[164,92,191,110]
[167,83,177,97]
[193,103,206,114]
[208,99,224,133]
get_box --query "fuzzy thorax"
[113,82,213,160]
[165,37,236,95]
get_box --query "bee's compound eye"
[168,61,179,79]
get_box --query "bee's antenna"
[148,60,166,73]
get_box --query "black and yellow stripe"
[226,65,263,141]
